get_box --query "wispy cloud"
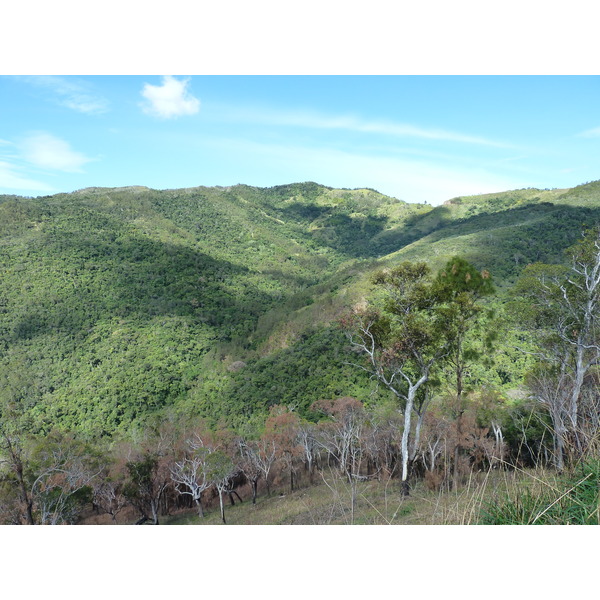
[20,76,109,115]
[140,76,200,119]
[0,161,54,193]
[214,105,510,148]
[19,132,93,172]
[578,126,600,138]
[204,137,522,205]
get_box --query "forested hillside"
[2,181,600,435]
[2,180,600,525]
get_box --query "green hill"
[2,180,600,435]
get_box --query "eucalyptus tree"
[206,450,238,524]
[342,262,452,495]
[344,258,495,494]
[514,227,600,467]
[170,434,215,518]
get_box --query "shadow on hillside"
[396,203,600,281]
[279,202,393,259]
[8,223,280,343]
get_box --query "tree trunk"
[219,490,226,524]
[400,391,415,496]
[151,502,160,525]
[453,410,464,490]
[251,480,257,504]
[194,496,204,518]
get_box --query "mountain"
[2,180,600,435]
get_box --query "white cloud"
[19,132,93,172]
[140,76,200,119]
[0,161,54,193]
[205,137,522,205]
[20,76,109,115]
[213,105,509,147]
[578,126,600,138]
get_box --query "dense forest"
[1,180,600,524]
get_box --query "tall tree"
[435,257,495,404]
[435,257,495,487]
[513,227,600,468]
[342,262,452,495]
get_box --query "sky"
[2,75,600,205]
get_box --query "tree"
[237,439,263,504]
[0,361,42,524]
[91,469,128,524]
[124,452,170,525]
[295,421,319,484]
[206,450,237,524]
[313,397,369,522]
[342,262,452,495]
[251,437,277,497]
[0,427,101,525]
[0,422,34,524]
[263,406,301,493]
[513,227,600,468]
[28,433,101,525]
[170,433,215,518]
[435,257,495,403]
[435,257,495,488]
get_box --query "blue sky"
[2,75,600,205]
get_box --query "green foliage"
[2,180,600,438]
[186,326,385,429]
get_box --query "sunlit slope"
[260,182,600,351]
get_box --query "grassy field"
[159,465,572,526]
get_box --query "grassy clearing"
[160,467,541,525]
[161,461,599,526]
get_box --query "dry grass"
[161,465,560,526]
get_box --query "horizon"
[2,76,599,206]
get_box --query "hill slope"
[2,180,600,434]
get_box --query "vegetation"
[1,180,600,524]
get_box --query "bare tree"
[252,437,277,497]
[296,422,319,484]
[92,474,128,523]
[515,227,600,466]
[237,439,262,504]
[27,433,102,525]
[170,436,214,518]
